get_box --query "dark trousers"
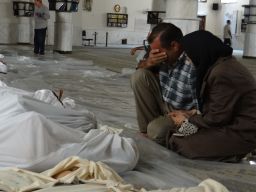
[130,69,176,146]
[34,28,47,55]
[223,38,231,47]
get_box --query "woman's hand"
[168,111,187,126]
[178,109,197,117]
[168,109,196,126]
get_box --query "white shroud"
[0,85,139,173]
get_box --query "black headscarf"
[181,30,233,107]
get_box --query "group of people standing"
[131,23,256,162]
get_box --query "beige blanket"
[0,156,229,192]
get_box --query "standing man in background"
[34,0,50,55]
[223,20,232,47]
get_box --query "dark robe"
[169,31,256,161]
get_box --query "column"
[163,0,199,35]
[14,0,34,44]
[18,17,33,43]
[243,0,256,58]
[54,12,73,53]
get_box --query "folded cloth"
[0,157,229,192]
[43,156,123,184]
[142,179,229,192]
[36,179,230,192]
[99,124,123,135]
[0,157,127,192]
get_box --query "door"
[198,15,206,30]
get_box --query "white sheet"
[0,86,139,173]
[0,84,97,132]
[0,157,229,192]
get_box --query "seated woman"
[0,83,139,173]
[167,31,256,161]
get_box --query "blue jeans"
[34,28,47,55]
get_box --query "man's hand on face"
[147,49,167,67]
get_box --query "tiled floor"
[1,45,256,191]
[72,47,256,77]
[233,50,256,78]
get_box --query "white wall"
[0,0,154,46]
[0,1,18,44]
[77,0,153,46]
[152,0,166,12]
[198,0,249,49]
[1,0,249,48]
[164,0,199,35]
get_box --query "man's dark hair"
[159,23,183,49]
[147,23,182,44]
[227,20,231,24]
